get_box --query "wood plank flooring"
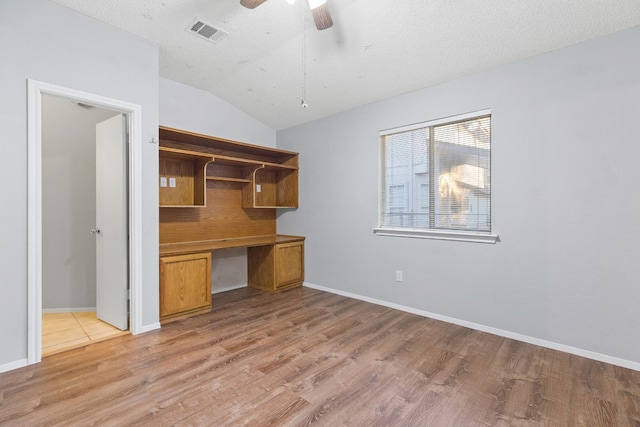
[1,287,639,426]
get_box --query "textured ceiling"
[51,0,640,130]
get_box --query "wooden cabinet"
[159,126,304,323]
[159,127,298,209]
[243,166,298,208]
[248,241,304,292]
[159,252,212,323]
[159,147,213,207]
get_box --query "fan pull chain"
[301,1,308,108]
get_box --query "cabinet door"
[248,241,304,292]
[160,252,211,321]
[275,242,304,289]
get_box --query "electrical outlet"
[169,177,176,188]
[256,184,261,193]
[160,177,167,187]
[396,270,403,282]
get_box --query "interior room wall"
[0,0,159,370]
[276,26,640,367]
[160,78,276,147]
[41,95,119,311]
[159,77,277,293]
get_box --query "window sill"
[373,227,499,244]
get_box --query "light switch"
[169,177,176,188]
[256,184,261,193]
[160,177,167,187]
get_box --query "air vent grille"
[187,19,227,43]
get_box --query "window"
[388,185,405,215]
[375,110,497,243]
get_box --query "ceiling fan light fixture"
[307,0,326,9]
[240,0,333,30]
[308,0,332,30]
[240,0,268,9]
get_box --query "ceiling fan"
[240,0,333,30]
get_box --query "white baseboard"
[135,322,161,335]
[303,282,640,372]
[42,307,96,313]
[0,358,28,374]
[212,284,247,294]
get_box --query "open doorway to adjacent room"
[27,80,144,365]
[40,94,130,356]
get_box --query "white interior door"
[95,114,128,330]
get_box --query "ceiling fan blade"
[240,0,268,9]
[310,2,333,30]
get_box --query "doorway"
[27,80,144,365]
[41,95,128,355]
[42,312,129,356]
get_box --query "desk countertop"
[159,234,305,256]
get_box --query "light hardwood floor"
[2,287,639,426]
[42,312,129,357]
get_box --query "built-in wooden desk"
[159,234,305,256]
[158,127,304,324]
[159,235,305,324]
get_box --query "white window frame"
[374,109,499,244]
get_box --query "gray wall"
[160,78,276,147]
[277,26,640,365]
[42,95,119,310]
[0,0,159,367]
[159,78,277,293]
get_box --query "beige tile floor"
[42,312,129,357]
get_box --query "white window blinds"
[379,112,491,234]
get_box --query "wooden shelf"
[159,147,296,171]
[160,126,299,167]
[206,176,252,183]
[159,147,297,170]
[159,147,212,208]
[212,154,298,171]
[159,146,215,161]
[160,126,299,210]
[243,167,298,209]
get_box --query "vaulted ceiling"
[52,0,640,130]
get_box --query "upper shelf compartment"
[160,127,298,167]
[159,127,299,209]
[159,147,213,208]
[242,165,298,209]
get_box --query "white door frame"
[27,79,144,364]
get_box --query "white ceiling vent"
[186,19,227,43]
